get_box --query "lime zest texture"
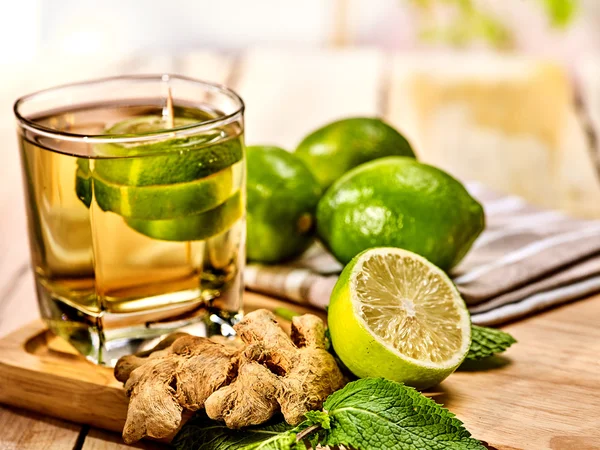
[295,117,415,189]
[317,156,484,271]
[246,146,321,263]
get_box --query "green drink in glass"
[14,75,246,366]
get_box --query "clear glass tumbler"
[14,75,246,366]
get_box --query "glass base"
[36,281,242,367]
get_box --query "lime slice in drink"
[328,247,471,389]
[93,116,243,186]
[75,169,92,208]
[126,191,243,241]
[93,166,235,220]
[75,159,92,207]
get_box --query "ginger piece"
[114,332,242,383]
[171,335,238,411]
[205,309,345,427]
[117,335,239,443]
[205,352,280,428]
[279,314,344,424]
[116,309,345,443]
[114,332,188,383]
[122,357,182,444]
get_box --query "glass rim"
[13,74,245,144]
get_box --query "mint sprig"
[173,378,485,450]
[172,416,303,450]
[466,325,517,361]
[312,378,485,449]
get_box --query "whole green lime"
[317,157,484,271]
[295,117,415,189]
[247,146,322,263]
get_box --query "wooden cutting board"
[0,292,322,435]
[1,291,599,449]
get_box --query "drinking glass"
[14,75,246,366]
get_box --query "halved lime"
[93,165,235,220]
[328,247,471,389]
[126,191,243,241]
[93,116,243,186]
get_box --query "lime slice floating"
[75,159,92,207]
[93,166,235,220]
[328,247,471,389]
[93,116,243,186]
[126,191,243,241]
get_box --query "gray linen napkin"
[245,183,600,326]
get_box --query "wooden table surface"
[1,49,600,449]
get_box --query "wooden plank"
[331,0,350,46]
[0,321,129,434]
[234,48,384,149]
[442,294,600,449]
[82,429,166,450]
[0,405,81,450]
[386,54,600,218]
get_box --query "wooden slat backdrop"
[1,49,599,449]
[237,48,382,148]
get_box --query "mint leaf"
[466,325,517,361]
[318,378,485,450]
[303,410,330,430]
[172,413,303,450]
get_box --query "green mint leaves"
[173,378,485,450]
[310,378,485,450]
[466,325,517,361]
[172,416,303,450]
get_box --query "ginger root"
[115,309,345,444]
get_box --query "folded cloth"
[245,183,600,326]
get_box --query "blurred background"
[1,0,599,335]
[4,0,599,215]
[2,1,600,316]
[3,0,600,61]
